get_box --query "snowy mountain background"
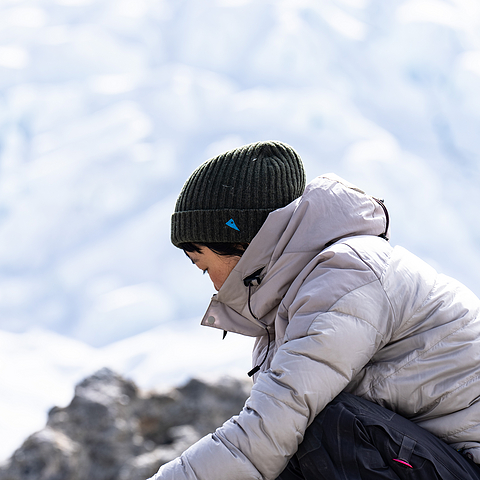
[1,0,480,462]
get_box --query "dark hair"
[179,242,248,257]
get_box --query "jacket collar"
[200,200,297,336]
[201,174,389,336]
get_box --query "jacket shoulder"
[334,235,394,279]
[282,236,395,342]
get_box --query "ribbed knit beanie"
[171,140,306,247]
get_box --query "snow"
[1,0,480,462]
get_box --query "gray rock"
[0,368,251,480]
[118,426,201,480]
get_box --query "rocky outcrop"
[0,368,251,480]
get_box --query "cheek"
[209,270,226,290]
[209,266,232,290]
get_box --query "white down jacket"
[152,174,480,480]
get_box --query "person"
[149,140,480,479]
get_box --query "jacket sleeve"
[149,247,394,480]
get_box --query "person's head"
[171,140,306,289]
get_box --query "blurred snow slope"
[1,0,480,462]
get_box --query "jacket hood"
[201,174,389,336]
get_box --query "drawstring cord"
[373,197,390,241]
[243,270,270,377]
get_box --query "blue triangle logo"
[226,218,240,231]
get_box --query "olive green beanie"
[171,140,306,247]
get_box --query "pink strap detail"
[393,458,413,468]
